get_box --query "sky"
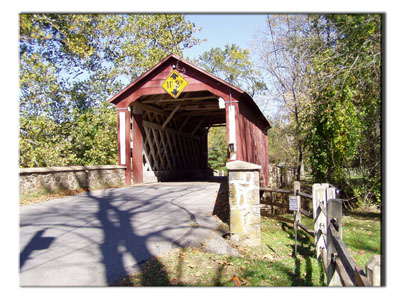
[181,14,272,115]
[182,14,267,60]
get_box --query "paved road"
[20,180,236,286]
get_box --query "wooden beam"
[143,120,200,140]
[191,120,203,136]
[178,114,192,133]
[162,104,181,130]
[354,266,371,286]
[297,190,313,199]
[335,257,354,286]
[142,96,217,104]
[158,129,173,170]
[182,106,220,111]
[260,187,292,194]
[297,222,315,237]
[330,223,358,284]
[180,111,224,117]
[299,208,313,218]
[143,126,160,170]
[260,199,287,209]
[142,103,166,115]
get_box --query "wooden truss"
[141,107,206,174]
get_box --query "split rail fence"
[260,181,381,286]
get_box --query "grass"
[342,209,381,268]
[113,216,327,287]
[113,208,381,287]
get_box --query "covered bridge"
[108,54,271,185]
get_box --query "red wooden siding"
[236,97,269,186]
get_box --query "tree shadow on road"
[20,182,225,286]
[90,186,217,285]
[20,229,55,270]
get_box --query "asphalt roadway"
[20,180,237,286]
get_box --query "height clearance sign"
[161,70,188,98]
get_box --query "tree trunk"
[297,142,303,181]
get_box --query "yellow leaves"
[217,260,234,266]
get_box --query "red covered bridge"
[108,54,271,186]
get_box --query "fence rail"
[312,185,381,286]
[260,181,381,286]
[260,187,292,194]
[260,182,314,240]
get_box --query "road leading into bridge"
[20,180,237,286]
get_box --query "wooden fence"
[260,181,314,239]
[260,181,381,286]
[313,184,381,286]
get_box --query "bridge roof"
[108,53,270,130]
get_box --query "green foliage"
[256,14,381,206]
[193,44,266,96]
[207,127,227,171]
[305,14,382,205]
[19,14,200,167]
[20,103,118,167]
[267,118,296,166]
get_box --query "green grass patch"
[113,208,380,287]
[282,209,381,270]
[113,217,326,287]
[342,209,381,268]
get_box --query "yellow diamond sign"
[161,70,188,99]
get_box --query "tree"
[19,14,201,167]
[255,15,315,180]
[207,127,227,172]
[193,44,266,96]
[304,14,382,205]
[254,14,382,206]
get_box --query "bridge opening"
[131,90,227,183]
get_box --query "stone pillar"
[226,160,262,247]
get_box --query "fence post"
[312,183,329,259]
[327,198,343,286]
[366,255,381,286]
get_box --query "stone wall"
[20,165,126,195]
[268,164,295,188]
